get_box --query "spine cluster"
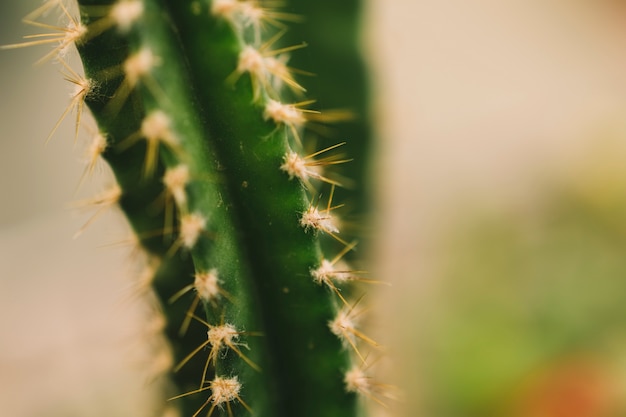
[5,0,390,416]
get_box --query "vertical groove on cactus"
[5,0,388,416]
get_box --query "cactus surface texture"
[5,0,385,416]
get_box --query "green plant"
[417,157,626,417]
[4,1,385,416]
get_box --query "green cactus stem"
[5,0,385,416]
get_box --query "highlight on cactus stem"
[4,0,391,415]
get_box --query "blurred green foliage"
[423,161,626,417]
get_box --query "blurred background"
[3,0,626,416]
[367,1,626,417]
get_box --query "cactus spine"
[6,0,384,416]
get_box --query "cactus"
[4,1,385,416]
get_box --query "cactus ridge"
[5,0,390,415]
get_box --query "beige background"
[366,1,626,416]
